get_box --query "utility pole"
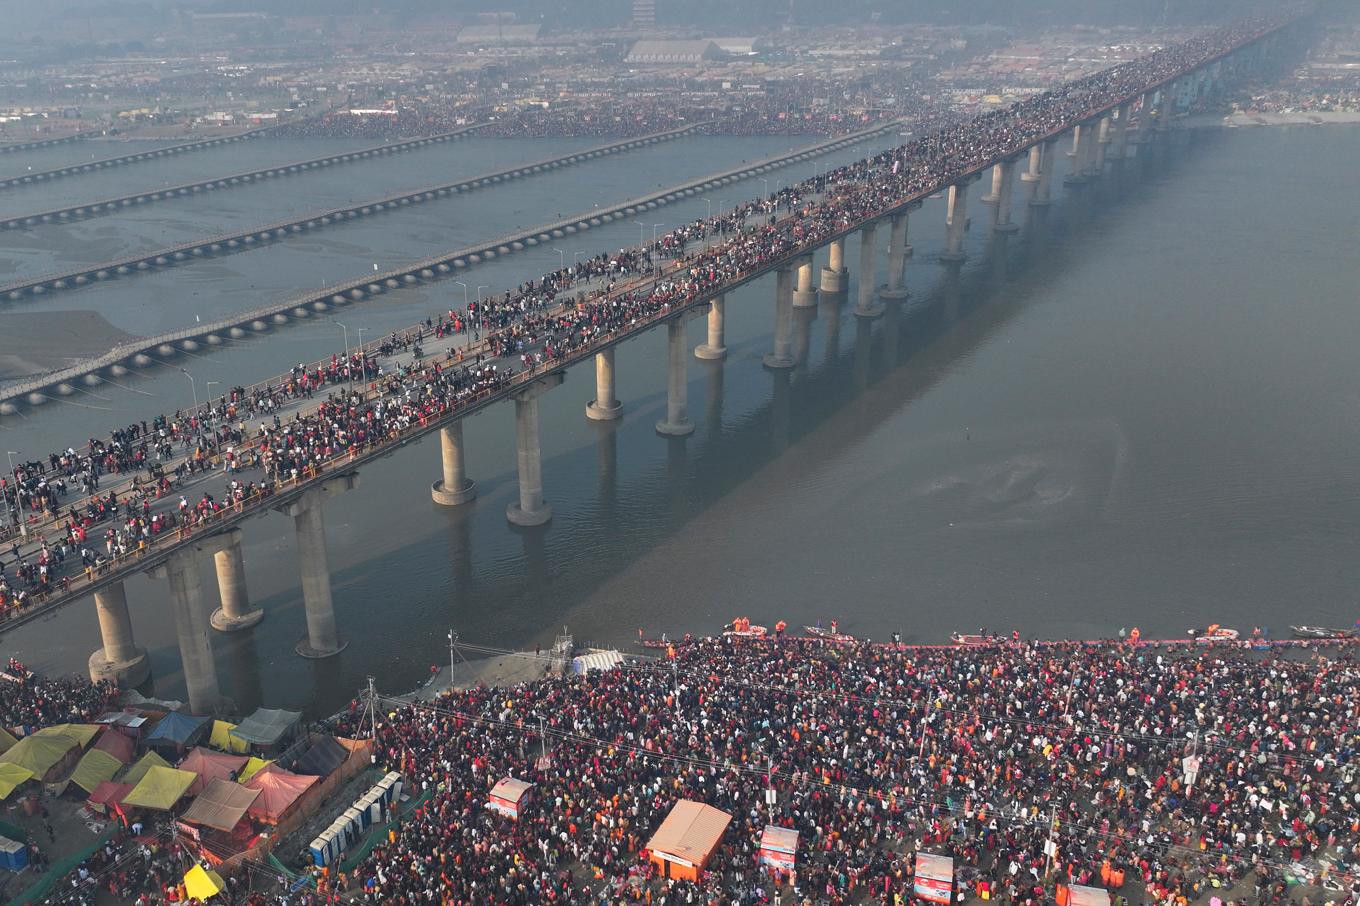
[1044,808,1058,878]
[364,676,378,740]
[447,630,458,689]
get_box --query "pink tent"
[177,747,249,796]
[243,764,318,824]
[92,729,134,764]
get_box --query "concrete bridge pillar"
[507,373,564,526]
[981,162,1005,204]
[432,421,478,503]
[1158,81,1178,130]
[586,348,623,420]
[1032,140,1056,206]
[1092,116,1111,173]
[279,474,358,657]
[1021,144,1043,183]
[88,580,150,688]
[764,265,796,369]
[880,212,910,301]
[1112,104,1132,160]
[856,223,882,319]
[792,255,818,308]
[1064,124,1090,185]
[1136,92,1156,144]
[993,159,1019,233]
[204,529,263,631]
[695,294,727,360]
[941,183,969,262]
[151,550,223,715]
[819,238,847,296]
[657,316,696,437]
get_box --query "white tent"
[572,650,624,675]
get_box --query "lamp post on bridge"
[453,282,470,352]
[335,321,351,387]
[475,287,488,343]
[179,368,201,445]
[552,248,565,272]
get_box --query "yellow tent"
[70,749,123,794]
[121,750,171,787]
[122,766,196,811]
[210,720,250,755]
[0,727,18,755]
[238,757,272,783]
[0,763,34,800]
[35,723,100,747]
[184,864,226,900]
[0,734,79,779]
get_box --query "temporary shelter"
[487,777,534,819]
[237,757,272,783]
[571,650,624,675]
[292,736,347,776]
[229,708,301,749]
[209,720,250,755]
[0,727,18,755]
[145,711,210,752]
[178,748,249,796]
[0,763,34,800]
[914,852,955,904]
[35,724,100,747]
[0,734,80,782]
[244,765,317,824]
[92,729,134,764]
[86,781,133,816]
[179,779,261,833]
[1059,886,1113,906]
[122,766,197,811]
[69,749,124,794]
[646,800,731,882]
[183,864,226,900]
[122,750,171,787]
[758,826,798,872]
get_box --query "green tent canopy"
[121,750,171,787]
[0,734,79,779]
[122,766,197,811]
[70,749,123,794]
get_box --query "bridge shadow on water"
[212,131,1213,716]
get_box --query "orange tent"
[645,800,731,882]
[243,764,319,824]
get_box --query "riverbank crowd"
[252,635,1355,906]
[1,13,1296,624]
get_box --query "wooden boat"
[804,625,856,644]
[723,618,767,639]
[1290,625,1354,640]
[951,633,1000,647]
[1193,625,1239,644]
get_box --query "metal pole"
[5,451,25,538]
[336,322,350,388]
[447,629,456,689]
[552,248,565,272]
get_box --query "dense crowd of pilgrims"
[0,17,1287,622]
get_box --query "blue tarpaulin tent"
[145,712,210,749]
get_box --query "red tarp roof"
[87,781,133,808]
[178,747,249,796]
[92,729,134,764]
[243,764,319,824]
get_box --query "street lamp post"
[180,369,201,445]
[552,247,565,272]
[447,630,457,688]
[336,321,351,386]
[475,287,488,342]
[759,176,769,198]
[355,328,368,380]
[704,198,712,219]
[5,451,25,537]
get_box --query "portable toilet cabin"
[487,777,534,820]
[758,825,798,873]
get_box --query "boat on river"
[951,633,1001,647]
[723,618,767,640]
[1290,625,1354,640]
[635,633,694,650]
[1193,624,1239,644]
[804,625,856,644]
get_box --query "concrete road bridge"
[0,20,1296,714]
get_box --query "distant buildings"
[626,40,724,65]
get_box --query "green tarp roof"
[70,749,123,794]
[121,750,171,787]
[34,724,100,748]
[122,765,197,811]
[0,734,78,777]
[0,763,34,800]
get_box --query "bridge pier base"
[855,223,883,318]
[586,349,623,420]
[941,183,969,262]
[508,375,563,527]
[656,318,695,437]
[1021,144,1043,183]
[1064,124,1091,185]
[1031,139,1057,206]
[763,265,796,369]
[432,422,477,505]
[880,212,911,300]
[694,295,727,360]
[819,238,847,297]
[206,529,263,631]
[1090,117,1111,175]
[981,163,1005,204]
[88,581,150,688]
[282,476,358,658]
[152,550,224,715]
[792,255,818,308]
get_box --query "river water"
[2,125,1357,717]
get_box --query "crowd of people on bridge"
[1,13,1291,625]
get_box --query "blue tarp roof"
[145,711,210,745]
